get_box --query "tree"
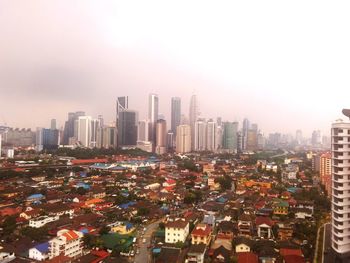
[215,174,232,191]
[99,225,111,235]
[137,207,150,216]
[2,216,17,236]
[21,226,48,242]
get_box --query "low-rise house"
[29,215,60,228]
[294,208,313,219]
[191,223,212,245]
[165,218,189,244]
[234,237,253,253]
[256,217,274,239]
[238,214,253,237]
[277,223,294,241]
[237,252,258,263]
[272,200,289,216]
[185,244,206,263]
[29,242,50,261]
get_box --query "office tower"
[171,97,181,136]
[296,130,303,145]
[4,128,36,147]
[138,120,149,142]
[237,131,243,153]
[331,109,350,260]
[176,125,191,153]
[312,130,322,147]
[167,131,174,150]
[116,96,129,146]
[148,94,159,148]
[155,119,167,154]
[63,111,85,145]
[50,119,57,130]
[90,119,100,148]
[222,122,238,153]
[118,110,138,146]
[206,120,217,152]
[77,116,92,148]
[247,129,258,151]
[194,119,207,151]
[36,128,59,151]
[242,118,250,150]
[320,152,331,197]
[98,115,104,128]
[189,94,199,150]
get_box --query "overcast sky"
[1,0,350,136]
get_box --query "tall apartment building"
[320,152,332,197]
[148,94,159,149]
[206,120,217,152]
[155,119,167,154]
[194,120,207,151]
[331,109,350,261]
[176,125,191,153]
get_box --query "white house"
[29,242,50,261]
[29,215,59,228]
[49,229,83,259]
[165,218,189,244]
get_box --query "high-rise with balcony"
[331,109,350,261]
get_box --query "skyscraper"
[156,119,167,154]
[194,119,207,151]
[189,94,199,150]
[63,111,85,145]
[118,110,138,146]
[90,119,100,148]
[247,129,258,151]
[331,109,350,261]
[116,96,129,146]
[242,118,250,151]
[148,94,159,149]
[206,120,217,152]
[36,128,59,151]
[176,125,191,153]
[137,120,149,142]
[77,116,92,148]
[50,119,56,130]
[222,122,238,153]
[171,97,181,136]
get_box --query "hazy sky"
[1,0,350,136]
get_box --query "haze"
[1,0,350,136]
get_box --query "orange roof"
[62,230,79,241]
[71,159,108,165]
[85,198,104,205]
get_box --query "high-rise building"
[216,125,224,151]
[77,116,92,148]
[116,96,129,146]
[63,111,85,145]
[312,130,322,147]
[118,110,138,146]
[171,97,181,136]
[3,128,35,147]
[242,118,250,150]
[206,120,217,152]
[148,94,159,148]
[156,119,167,154]
[247,129,258,151]
[237,131,243,153]
[138,120,149,142]
[296,130,303,145]
[97,126,116,148]
[331,109,350,260]
[167,131,175,150]
[90,119,100,148]
[189,94,199,150]
[222,122,238,153]
[194,120,207,151]
[36,128,59,151]
[176,125,191,153]
[50,119,56,130]
[320,152,331,197]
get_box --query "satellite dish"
[342,109,350,118]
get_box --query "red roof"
[191,224,212,237]
[62,230,80,241]
[255,216,274,227]
[283,255,306,263]
[280,248,303,257]
[71,159,108,165]
[237,252,258,263]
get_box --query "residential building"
[189,94,199,150]
[29,215,59,228]
[148,94,159,148]
[77,116,92,147]
[206,120,217,152]
[222,122,238,153]
[320,152,332,197]
[194,120,207,151]
[29,242,50,261]
[165,218,189,244]
[185,244,206,263]
[191,223,212,245]
[176,125,191,153]
[49,229,83,259]
[156,119,167,154]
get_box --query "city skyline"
[1,1,350,135]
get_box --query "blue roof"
[153,248,161,253]
[119,201,136,209]
[126,222,133,230]
[27,194,44,200]
[80,228,89,234]
[35,242,49,253]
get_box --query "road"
[134,219,163,263]
[323,223,333,263]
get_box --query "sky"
[1,0,350,136]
